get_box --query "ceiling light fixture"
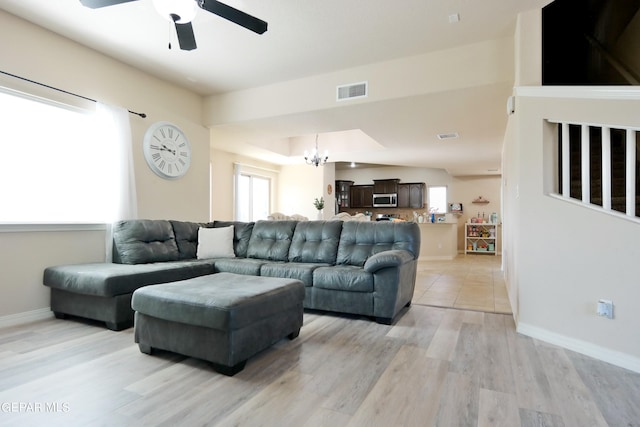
[152,0,197,23]
[304,135,329,167]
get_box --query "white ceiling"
[0,0,553,175]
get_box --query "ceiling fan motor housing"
[152,0,197,23]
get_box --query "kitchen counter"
[416,222,458,260]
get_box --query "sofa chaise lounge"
[43,218,421,330]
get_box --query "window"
[427,185,448,213]
[0,88,116,223]
[236,174,271,221]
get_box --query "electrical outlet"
[597,299,614,319]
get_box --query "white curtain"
[233,163,241,220]
[96,102,138,262]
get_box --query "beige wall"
[0,11,209,320]
[451,175,502,252]
[209,147,283,221]
[505,10,640,372]
[278,164,334,220]
[506,90,640,372]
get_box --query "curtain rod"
[0,70,146,118]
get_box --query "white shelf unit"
[465,222,498,255]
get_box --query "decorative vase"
[317,209,323,220]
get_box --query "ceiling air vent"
[437,132,459,140]
[337,81,368,101]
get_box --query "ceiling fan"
[79,0,268,51]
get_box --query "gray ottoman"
[132,272,305,376]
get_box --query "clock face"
[143,122,191,179]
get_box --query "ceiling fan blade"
[175,22,197,51]
[79,0,139,9]
[198,0,268,34]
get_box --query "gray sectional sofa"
[43,218,421,330]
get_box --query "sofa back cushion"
[170,220,211,260]
[336,221,421,267]
[113,219,179,264]
[246,220,297,261]
[289,220,343,264]
[213,221,255,258]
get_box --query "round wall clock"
[143,121,192,179]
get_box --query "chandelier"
[304,134,329,167]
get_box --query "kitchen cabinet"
[465,222,498,255]
[397,183,424,208]
[373,179,399,194]
[335,180,353,211]
[350,185,373,208]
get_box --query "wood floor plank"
[479,313,516,394]
[348,345,449,427]
[434,371,479,426]
[425,308,464,361]
[505,324,559,414]
[568,351,640,427]
[386,304,446,348]
[215,370,321,427]
[303,407,351,427]
[519,409,566,427]
[477,388,521,427]
[536,346,609,427]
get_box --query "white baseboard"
[517,322,640,374]
[0,307,53,329]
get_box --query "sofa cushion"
[214,258,267,276]
[214,221,254,258]
[197,226,236,259]
[260,261,329,287]
[312,265,374,292]
[43,260,215,297]
[170,220,211,260]
[113,220,179,264]
[246,220,297,261]
[289,220,342,264]
[336,222,420,267]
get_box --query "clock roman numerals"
[144,122,191,179]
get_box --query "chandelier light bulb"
[305,134,328,167]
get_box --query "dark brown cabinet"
[350,185,373,208]
[335,180,354,210]
[373,179,399,194]
[397,183,424,208]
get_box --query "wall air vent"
[336,81,368,101]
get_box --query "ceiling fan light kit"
[79,0,268,51]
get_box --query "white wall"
[0,11,209,321]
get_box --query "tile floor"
[413,254,512,314]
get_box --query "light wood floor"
[415,254,512,314]
[1,303,639,425]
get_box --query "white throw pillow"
[196,226,236,259]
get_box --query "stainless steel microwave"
[373,193,397,207]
